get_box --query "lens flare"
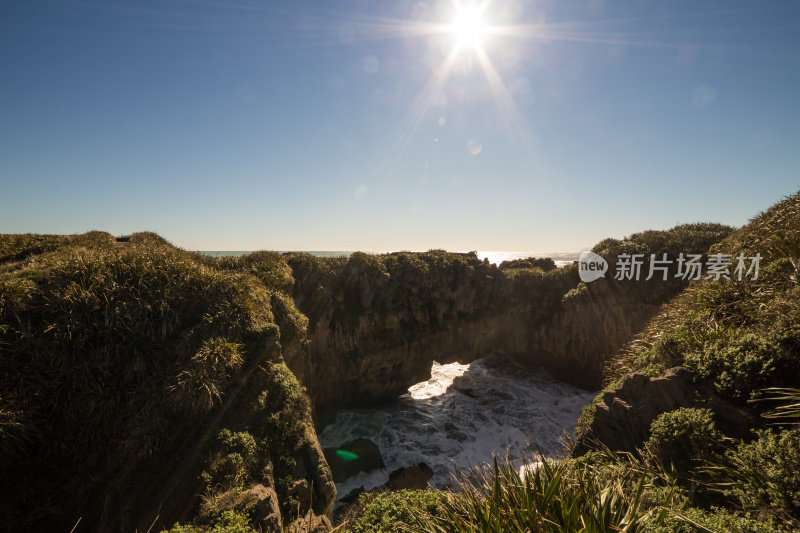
[335,449,360,462]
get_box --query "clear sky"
[1,0,798,252]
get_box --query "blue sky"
[1,0,798,252]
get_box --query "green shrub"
[270,291,308,345]
[503,266,546,292]
[347,490,445,533]
[694,282,767,328]
[0,233,67,263]
[646,332,692,369]
[236,251,294,293]
[684,332,779,401]
[249,362,311,517]
[252,362,310,448]
[562,281,589,302]
[592,223,734,257]
[0,277,37,318]
[641,505,781,533]
[645,408,723,471]
[505,263,579,311]
[162,510,257,533]
[396,451,681,533]
[126,231,172,247]
[720,428,800,521]
[170,338,245,413]
[201,430,258,490]
[499,257,556,272]
[0,232,312,531]
[760,257,799,286]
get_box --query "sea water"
[317,355,595,501]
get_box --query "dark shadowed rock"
[576,366,762,454]
[384,463,434,491]
[293,426,337,516]
[238,484,282,532]
[287,510,331,533]
[584,367,697,453]
[323,438,384,482]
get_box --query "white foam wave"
[317,355,596,502]
[407,361,470,400]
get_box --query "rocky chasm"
[283,252,687,410]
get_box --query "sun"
[448,6,490,52]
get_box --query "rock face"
[384,463,434,491]
[576,366,762,454]
[285,252,531,408]
[323,438,385,483]
[287,510,332,533]
[285,252,687,409]
[294,426,338,519]
[519,278,685,390]
[295,306,532,407]
[577,367,698,453]
[237,484,283,532]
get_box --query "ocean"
[317,355,595,502]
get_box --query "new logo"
[578,251,608,283]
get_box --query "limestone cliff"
[283,251,531,407]
[284,250,695,409]
[521,267,692,389]
[574,367,761,455]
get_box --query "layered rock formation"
[518,275,686,390]
[284,251,689,408]
[284,252,532,407]
[576,366,764,455]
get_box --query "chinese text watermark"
[578,252,761,283]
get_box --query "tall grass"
[401,447,681,533]
[759,388,800,422]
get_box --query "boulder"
[576,366,762,454]
[323,438,384,483]
[238,484,282,532]
[287,510,332,533]
[384,463,434,491]
[288,479,310,509]
[577,367,698,453]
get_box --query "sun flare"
[448,6,489,52]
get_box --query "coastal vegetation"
[572,192,800,529]
[1,191,797,531]
[340,195,799,531]
[0,232,333,531]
